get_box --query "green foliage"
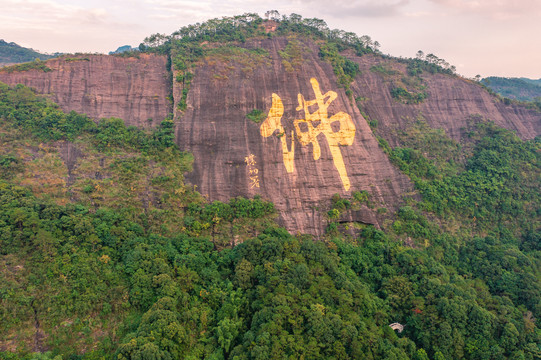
[370,64,399,77]
[368,60,429,105]
[352,190,371,204]
[138,13,377,58]
[171,43,203,112]
[0,58,52,73]
[0,154,22,179]
[279,37,306,71]
[275,14,378,55]
[390,86,428,104]
[0,82,178,155]
[0,82,94,141]
[402,55,456,77]
[482,76,541,102]
[373,120,541,354]
[393,121,540,230]
[140,14,265,53]
[533,96,541,111]
[319,43,360,92]
[0,39,57,64]
[368,119,378,128]
[246,109,266,123]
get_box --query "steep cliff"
[350,55,540,146]
[174,37,414,236]
[173,36,540,235]
[1,35,539,236]
[1,17,539,359]
[0,54,169,128]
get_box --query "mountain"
[482,76,541,101]
[1,31,539,236]
[109,45,137,55]
[0,13,539,360]
[0,54,169,128]
[520,77,541,87]
[0,39,58,66]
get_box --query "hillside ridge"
[0,16,539,236]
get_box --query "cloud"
[428,0,541,20]
[144,0,237,22]
[145,0,265,16]
[74,8,109,25]
[295,0,410,17]
[0,0,111,29]
[0,0,147,53]
[143,0,411,20]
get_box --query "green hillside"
[482,76,541,102]
[0,13,540,360]
[0,40,57,66]
[520,78,541,87]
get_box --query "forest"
[0,40,57,66]
[481,76,541,103]
[0,13,540,360]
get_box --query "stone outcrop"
[0,54,170,128]
[350,55,540,146]
[175,37,413,236]
[2,37,539,236]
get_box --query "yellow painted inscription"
[244,154,260,189]
[260,78,356,190]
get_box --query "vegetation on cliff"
[139,13,378,112]
[0,59,52,74]
[1,74,540,360]
[481,76,541,102]
[0,40,57,66]
[0,12,540,360]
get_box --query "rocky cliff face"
[174,37,414,236]
[0,54,170,128]
[1,38,539,236]
[350,55,540,146]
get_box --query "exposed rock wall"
[0,54,170,128]
[2,39,539,236]
[175,37,414,236]
[350,55,541,146]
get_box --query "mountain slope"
[355,58,540,146]
[173,36,413,235]
[481,76,541,102]
[0,13,539,360]
[1,29,539,235]
[0,40,56,66]
[0,54,169,128]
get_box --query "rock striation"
[0,54,170,128]
[1,37,539,236]
[350,55,540,146]
[174,37,414,236]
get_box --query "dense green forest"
[0,13,540,360]
[0,40,57,66]
[520,78,541,87]
[481,76,541,102]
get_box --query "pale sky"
[1,0,540,78]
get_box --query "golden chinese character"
[260,78,356,191]
[249,168,259,175]
[260,94,295,173]
[244,154,256,166]
[249,176,260,188]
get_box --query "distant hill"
[0,39,58,66]
[520,77,541,87]
[482,76,541,101]
[0,14,539,359]
[109,45,137,55]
